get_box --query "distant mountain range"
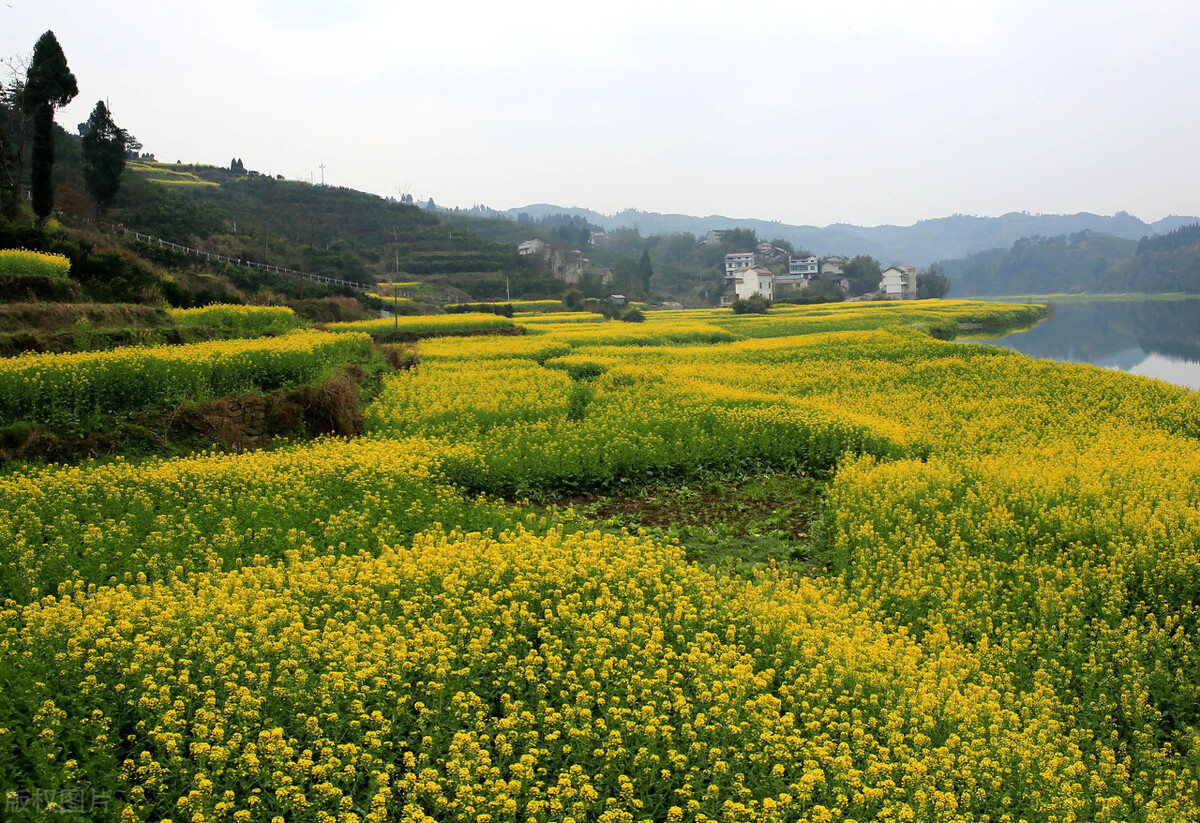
[475,204,1198,266]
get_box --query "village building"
[774,272,809,295]
[518,238,547,256]
[557,250,588,284]
[821,256,848,277]
[734,266,775,301]
[724,252,756,279]
[789,255,819,277]
[879,264,918,299]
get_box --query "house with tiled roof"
[880,264,918,299]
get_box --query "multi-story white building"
[879,264,918,299]
[724,252,756,279]
[789,255,819,277]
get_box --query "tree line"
[939,227,1200,295]
[2,30,138,222]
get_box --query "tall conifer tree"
[23,31,77,221]
[81,100,128,218]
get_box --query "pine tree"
[81,100,127,218]
[23,31,77,221]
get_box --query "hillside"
[1,103,566,304]
[106,161,564,299]
[9,109,1199,304]
[939,223,1200,295]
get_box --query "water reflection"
[960,299,1200,390]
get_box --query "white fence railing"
[115,226,369,291]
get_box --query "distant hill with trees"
[938,224,1200,295]
[448,203,1199,267]
[8,27,1196,307]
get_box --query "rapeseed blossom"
[0,248,70,278]
[3,300,1199,821]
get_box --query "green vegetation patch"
[127,161,220,187]
[326,313,516,338]
[551,473,827,572]
[169,303,305,335]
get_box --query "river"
[958,297,1200,390]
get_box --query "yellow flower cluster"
[126,161,219,186]
[365,359,575,438]
[0,248,71,279]
[12,524,1173,822]
[0,330,372,427]
[4,299,1200,821]
[364,292,414,303]
[326,313,515,337]
[518,312,608,326]
[530,319,735,348]
[0,435,508,603]
[709,300,1044,340]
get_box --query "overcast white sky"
[5,0,1199,227]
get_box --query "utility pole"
[392,273,398,332]
[319,164,325,186]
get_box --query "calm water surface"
[959,298,1200,390]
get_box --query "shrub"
[169,304,304,335]
[731,294,771,314]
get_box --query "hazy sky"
[5,0,1199,227]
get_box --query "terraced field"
[4,300,1198,823]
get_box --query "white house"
[518,238,548,256]
[724,252,756,279]
[789,255,819,277]
[734,266,775,301]
[879,264,918,299]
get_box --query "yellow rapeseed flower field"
[169,304,305,334]
[0,330,372,427]
[3,300,1199,822]
[0,248,71,279]
[326,314,514,336]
